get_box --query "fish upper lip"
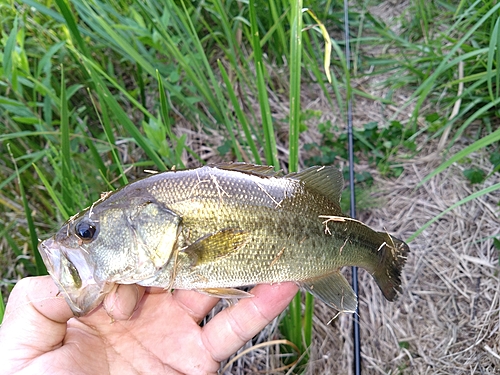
[38,237,60,276]
[38,237,106,316]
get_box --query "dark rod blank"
[343,1,362,374]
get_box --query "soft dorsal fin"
[211,162,283,178]
[287,166,344,203]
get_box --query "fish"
[38,163,410,317]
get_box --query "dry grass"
[359,152,500,374]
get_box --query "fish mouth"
[38,237,111,316]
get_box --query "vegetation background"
[1,0,499,373]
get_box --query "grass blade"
[419,102,500,186]
[288,1,302,173]
[303,291,314,349]
[156,70,173,141]
[87,87,128,185]
[59,67,74,211]
[268,0,288,61]
[249,0,279,168]
[9,146,47,276]
[487,16,500,101]
[407,2,500,125]
[53,0,89,56]
[155,70,175,165]
[3,16,18,81]
[81,58,167,171]
[0,288,4,324]
[218,61,262,164]
[284,1,314,366]
[34,164,69,219]
[408,181,500,242]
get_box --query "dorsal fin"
[211,162,283,178]
[287,166,344,203]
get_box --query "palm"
[0,277,298,375]
[65,291,221,375]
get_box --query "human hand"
[0,276,298,375]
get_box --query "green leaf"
[463,168,485,184]
[399,341,410,349]
[490,152,500,171]
[425,112,440,123]
[493,238,500,250]
[217,139,232,156]
[364,121,378,131]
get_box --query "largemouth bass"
[38,163,409,317]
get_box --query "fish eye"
[75,220,97,241]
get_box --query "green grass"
[0,0,340,362]
[1,0,499,371]
[0,286,4,319]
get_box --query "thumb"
[0,276,73,360]
[102,283,146,321]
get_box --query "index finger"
[200,282,299,362]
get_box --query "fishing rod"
[343,1,362,374]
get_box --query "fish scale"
[38,163,409,316]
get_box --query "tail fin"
[372,232,410,301]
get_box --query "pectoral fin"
[302,271,357,313]
[197,288,253,298]
[184,228,250,266]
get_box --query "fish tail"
[371,232,410,301]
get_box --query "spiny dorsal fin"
[211,162,283,178]
[287,166,344,204]
[184,228,250,266]
[302,271,357,313]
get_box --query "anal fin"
[197,288,253,299]
[302,271,357,313]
